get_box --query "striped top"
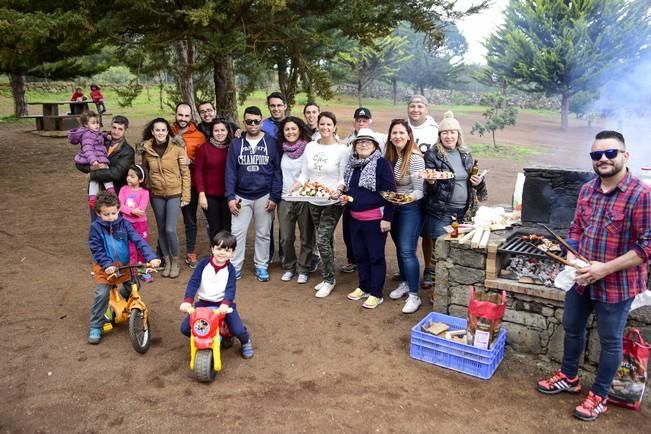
[568,171,651,303]
[393,153,425,201]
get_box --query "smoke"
[589,53,651,174]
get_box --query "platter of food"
[420,169,455,180]
[380,191,415,205]
[284,181,340,204]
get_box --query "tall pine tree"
[484,0,650,129]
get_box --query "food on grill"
[420,169,455,180]
[293,181,335,198]
[380,191,414,204]
[520,234,561,253]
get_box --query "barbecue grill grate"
[497,232,548,258]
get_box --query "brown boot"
[162,256,171,278]
[170,256,180,279]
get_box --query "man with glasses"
[261,92,287,138]
[197,101,241,140]
[225,106,282,281]
[536,130,651,422]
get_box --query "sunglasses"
[589,149,624,161]
[244,119,261,126]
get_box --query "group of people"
[73,88,651,423]
[71,84,106,114]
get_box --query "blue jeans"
[560,286,633,398]
[391,202,424,293]
[180,300,250,345]
[424,207,465,240]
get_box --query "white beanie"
[438,111,461,132]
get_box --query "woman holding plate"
[343,129,397,309]
[422,111,487,288]
[291,112,350,298]
[384,119,426,313]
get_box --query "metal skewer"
[538,223,590,263]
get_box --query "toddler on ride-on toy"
[179,231,253,359]
[88,191,160,344]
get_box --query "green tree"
[336,35,413,106]
[484,0,650,129]
[470,93,518,147]
[397,23,468,96]
[0,2,104,116]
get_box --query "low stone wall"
[433,235,651,368]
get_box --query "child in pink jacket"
[119,165,152,281]
[68,111,113,208]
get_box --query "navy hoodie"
[225,133,282,203]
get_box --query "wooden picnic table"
[24,101,109,131]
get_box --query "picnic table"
[24,101,110,131]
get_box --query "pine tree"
[484,0,650,129]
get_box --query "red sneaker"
[574,391,607,421]
[536,371,581,395]
[185,253,198,268]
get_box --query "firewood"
[471,228,484,248]
[458,229,476,245]
[479,229,491,248]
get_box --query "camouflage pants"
[308,203,343,283]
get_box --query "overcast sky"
[456,0,508,65]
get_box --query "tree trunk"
[174,39,197,120]
[561,92,569,130]
[420,86,424,96]
[213,56,238,121]
[392,78,397,105]
[9,73,27,117]
[357,78,363,107]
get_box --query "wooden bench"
[21,113,113,131]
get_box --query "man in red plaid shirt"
[536,130,651,421]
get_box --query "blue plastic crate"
[410,311,506,380]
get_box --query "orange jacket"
[172,121,205,162]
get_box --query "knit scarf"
[282,139,308,159]
[209,138,229,149]
[344,149,381,192]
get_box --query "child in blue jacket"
[179,231,253,359]
[87,191,160,344]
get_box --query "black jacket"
[88,139,135,192]
[423,146,487,220]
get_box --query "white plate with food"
[380,191,415,205]
[420,169,455,180]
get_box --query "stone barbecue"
[432,167,651,368]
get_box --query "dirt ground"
[1,110,649,433]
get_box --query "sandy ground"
[1,110,649,432]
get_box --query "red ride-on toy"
[187,306,233,382]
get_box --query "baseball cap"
[354,107,372,119]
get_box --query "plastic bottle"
[640,167,651,187]
[450,216,459,238]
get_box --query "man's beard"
[593,161,624,178]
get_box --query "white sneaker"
[314,281,325,291]
[281,271,295,281]
[402,294,422,314]
[297,273,309,284]
[389,282,410,300]
[315,281,335,298]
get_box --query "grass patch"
[467,143,542,160]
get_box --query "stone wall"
[433,235,651,368]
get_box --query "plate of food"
[284,181,339,204]
[380,191,415,205]
[420,169,455,180]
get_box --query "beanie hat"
[438,111,461,132]
[408,95,428,105]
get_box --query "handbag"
[608,328,651,410]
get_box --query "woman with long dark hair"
[277,116,315,284]
[196,119,233,239]
[139,117,190,278]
